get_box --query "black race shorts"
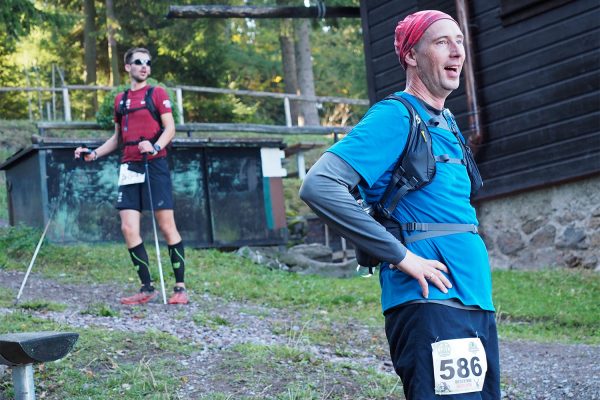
[115,157,174,211]
[385,303,501,400]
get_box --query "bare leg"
[120,209,142,248]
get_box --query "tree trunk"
[83,0,97,116]
[279,20,299,126]
[105,0,120,86]
[294,19,319,126]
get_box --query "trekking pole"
[142,151,167,305]
[14,154,81,306]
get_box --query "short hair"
[124,48,151,65]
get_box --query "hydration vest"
[116,85,163,147]
[354,94,484,269]
[373,94,483,218]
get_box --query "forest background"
[0,0,367,126]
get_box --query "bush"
[95,79,180,129]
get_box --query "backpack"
[353,94,483,269]
[116,85,164,147]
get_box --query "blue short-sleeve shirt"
[328,92,494,313]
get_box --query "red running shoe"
[120,287,158,305]
[168,287,189,305]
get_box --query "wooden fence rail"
[0,85,369,127]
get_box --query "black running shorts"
[115,157,174,211]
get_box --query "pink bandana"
[394,10,459,69]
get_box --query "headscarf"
[394,10,459,69]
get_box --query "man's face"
[125,52,151,83]
[412,19,465,98]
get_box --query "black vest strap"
[435,154,465,165]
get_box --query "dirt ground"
[0,270,598,399]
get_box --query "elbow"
[299,173,318,205]
[298,177,311,204]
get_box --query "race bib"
[431,337,487,395]
[118,163,145,186]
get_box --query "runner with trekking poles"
[75,47,188,305]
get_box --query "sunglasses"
[131,58,152,66]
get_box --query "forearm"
[93,132,119,159]
[156,114,176,149]
[299,152,407,264]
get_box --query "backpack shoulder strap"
[375,94,421,218]
[116,89,130,125]
[144,85,163,128]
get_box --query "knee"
[159,222,179,241]
[121,220,138,238]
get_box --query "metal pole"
[284,97,292,127]
[12,364,36,400]
[15,168,76,305]
[175,88,184,124]
[51,65,56,120]
[62,88,71,122]
[143,155,168,304]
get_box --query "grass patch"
[17,300,67,312]
[1,226,598,344]
[0,311,192,399]
[81,303,120,317]
[193,311,231,328]
[214,343,403,399]
[493,269,600,343]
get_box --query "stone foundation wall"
[477,175,600,271]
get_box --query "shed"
[0,137,288,247]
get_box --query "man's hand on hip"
[392,250,452,298]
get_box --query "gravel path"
[0,270,598,399]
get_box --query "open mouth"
[444,66,459,73]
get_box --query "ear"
[125,64,131,73]
[405,48,418,67]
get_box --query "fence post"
[175,88,184,125]
[62,88,72,122]
[297,152,306,180]
[284,96,292,127]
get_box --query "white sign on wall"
[261,148,287,178]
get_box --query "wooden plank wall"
[359,0,600,199]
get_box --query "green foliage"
[0,0,367,124]
[96,78,180,129]
[0,0,41,53]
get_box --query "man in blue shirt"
[300,10,500,399]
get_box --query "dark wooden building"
[360,0,600,199]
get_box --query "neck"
[404,73,449,110]
[130,80,147,91]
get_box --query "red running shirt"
[114,85,172,163]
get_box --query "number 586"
[439,357,483,380]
